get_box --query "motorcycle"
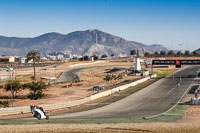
[30,105,49,120]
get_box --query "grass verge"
[64,68,176,113]
[60,78,159,114]
[0,105,187,125]
[0,68,181,125]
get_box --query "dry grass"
[0,61,136,107]
[0,123,200,133]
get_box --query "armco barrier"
[0,75,156,116]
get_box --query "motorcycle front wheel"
[35,112,41,120]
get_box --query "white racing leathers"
[30,106,49,120]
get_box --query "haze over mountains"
[0,29,170,57]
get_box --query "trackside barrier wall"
[0,74,156,116]
[111,77,150,93]
[69,61,106,68]
[90,90,112,101]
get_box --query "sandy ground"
[0,61,138,107]
[178,105,200,124]
[1,59,200,132]
[2,106,200,133]
[0,123,200,133]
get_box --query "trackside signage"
[152,60,176,65]
[153,60,200,67]
[181,60,200,65]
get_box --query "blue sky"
[0,0,200,51]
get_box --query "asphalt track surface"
[55,65,132,83]
[51,66,200,119]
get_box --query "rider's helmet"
[30,104,35,108]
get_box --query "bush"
[0,101,9,108]
[23,80,47,100]
[27,91,44,100]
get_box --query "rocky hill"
[0,29,170,57]
[195,48,200,53]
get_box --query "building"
[19,57,28,64]
[0,56,15,63]
[15,57,32,64]
[134,50,141,71]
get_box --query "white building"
[19,57,27,64]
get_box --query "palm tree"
[27,50,40,80]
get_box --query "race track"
[51,66,200,119]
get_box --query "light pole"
[178,44,182,58]
[53,65,57,83]
[8,67,14,107]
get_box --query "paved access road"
[55,68,82,83]
[52,66,200,119]
[55,65,132,83]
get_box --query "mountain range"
[0,29,170,57]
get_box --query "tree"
[79,55,89,61]
[4,80,22,98]
[130,50,136,56]
[167,50,175,56]
[23,80,47,100]
[101,54,108,58]
[154,51,159,57]
[27,50,40,80]
[192,50,199,57]
[176,51,183,57]
[91,55,99,60]
[144,52,151,57]
[185,50,190,57]
[160,51,166,56]
[83,55,89,61]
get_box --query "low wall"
[0,74,156,116]
[69,61,106,68]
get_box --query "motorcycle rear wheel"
[35,112,41,120]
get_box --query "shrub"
[0,101,9,108]
[23,80,47,100]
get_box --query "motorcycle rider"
[30,104,44,113]
[30,104,48,119]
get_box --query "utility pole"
[96,33,97,44]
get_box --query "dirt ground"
[0,123,200,133]
[0,61,138,107]
[1,106,200,133]
[1,59,200,132]
[178,105,200,124]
